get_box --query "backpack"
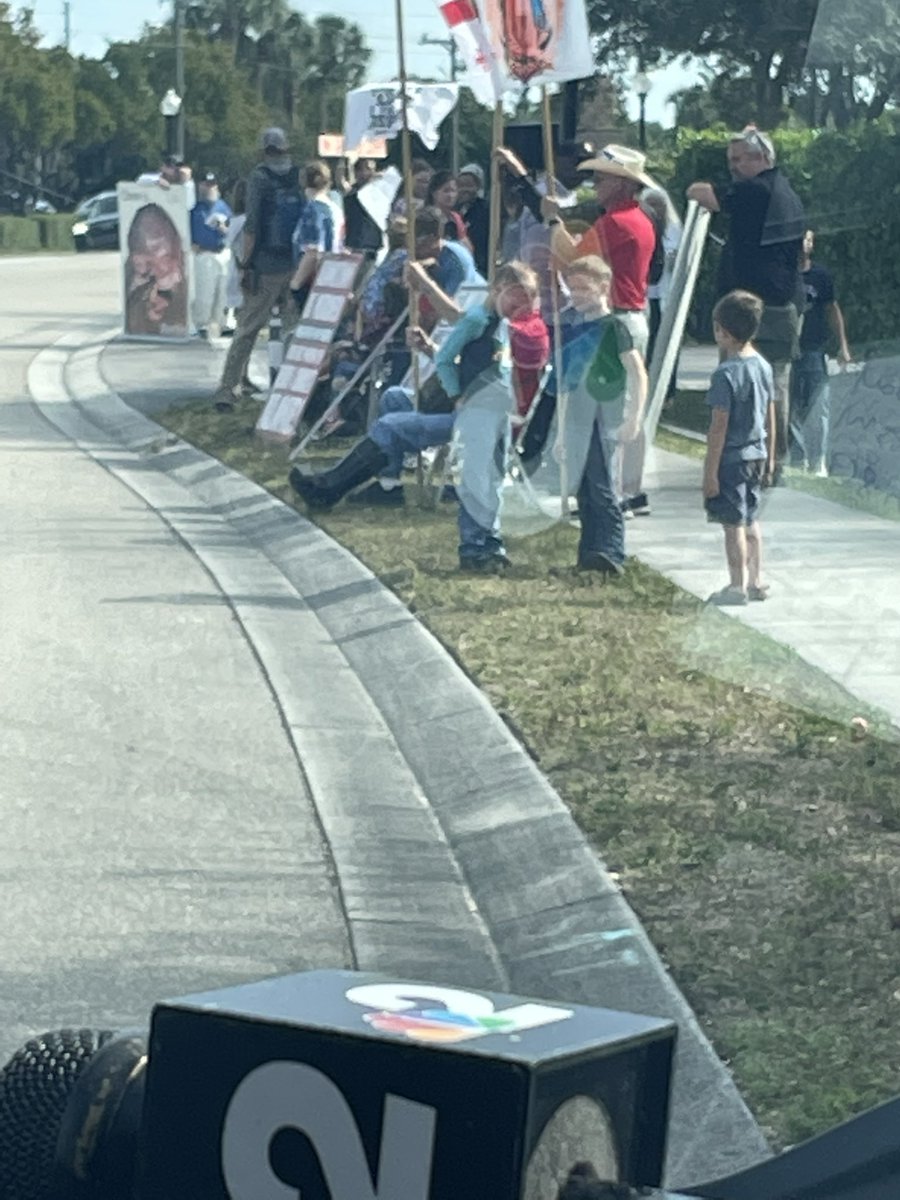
[260,165,303,252]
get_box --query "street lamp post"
[159,89,183,158]
[633,70,651,152]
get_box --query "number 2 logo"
[345,981,573,1044]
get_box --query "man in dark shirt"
[688,127,805,481]
[212,126,302,411]
[455,162,490,277]
[790,229,852,475]
[342,158,384,259]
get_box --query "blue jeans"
[577,425,625,566]
[789,351,830,468]
[378,385,414,418]
[367,407,454,480]
[458,502,505,562]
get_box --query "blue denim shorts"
[705,459,764,527]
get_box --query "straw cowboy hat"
[578,144,655,187]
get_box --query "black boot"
[289,437,388,510]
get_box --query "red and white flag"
[434,0,508,105]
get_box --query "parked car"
[72,191,119,251]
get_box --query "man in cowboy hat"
[541,143,658,515]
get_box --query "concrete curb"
[28,329,770,1189]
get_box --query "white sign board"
[256,253,363,443]
[117,180,193,341]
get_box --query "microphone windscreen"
[0,1029,115,1200]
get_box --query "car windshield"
[92,196,117,216]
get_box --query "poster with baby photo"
[118,181,193,341]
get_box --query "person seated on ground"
[288,261,547,520]
[519,255,647,576]
[332,205,482,396]
[425,169,473,253]
[455,162,489,276]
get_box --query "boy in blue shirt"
[703,290,775,606]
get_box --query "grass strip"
[156,392,900,1149]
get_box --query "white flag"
[344,83,459,153]
[433,0,508,105]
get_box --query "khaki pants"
[755,303,800,472]
[218,271,299,392]
[613,310,650,499]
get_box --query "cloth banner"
[118,181,193,341]
[433,0,509,104]
[477,0,594,85]
[344,82,459,153]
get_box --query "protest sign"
[344,82,459,153]
[256,253,364,443]
[118,181,193,341]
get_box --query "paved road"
[0,254,769,1190]
[0,255,349,1056]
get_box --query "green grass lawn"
[157,392,900,1149]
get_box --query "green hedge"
[0,213,74,254]
[656,121,900,348]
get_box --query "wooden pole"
[394,0,425,496]
[541,87,568,518]
[488,100,504,285]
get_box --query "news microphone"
[0,1028,146,1200]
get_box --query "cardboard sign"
[118,181,193,341]
[317,133,389,159]
[256,253,364,443]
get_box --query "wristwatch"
[547,218,562,227]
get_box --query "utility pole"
[420,33,459,173]
[63,0,71,51]
[174,0,185,158]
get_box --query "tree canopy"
[0,0,370,203]
[587,0,900,130]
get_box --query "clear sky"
[27,0,692,127]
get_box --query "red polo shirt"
[577,200,656,312]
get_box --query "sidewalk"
[647,341,900,730]
[634,447,900,729]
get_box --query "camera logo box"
[139,969,675,1199]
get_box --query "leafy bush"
[34,214,75,250]
[0,214,74,254]
[0,217,42,253]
